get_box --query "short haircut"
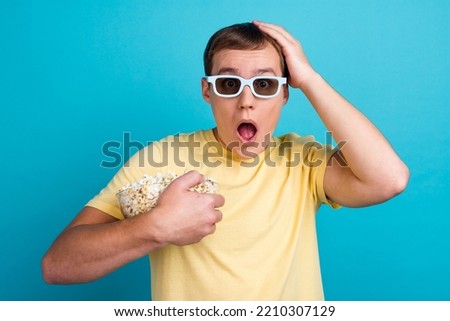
[203,22,287,77]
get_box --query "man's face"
[201,45,288,159]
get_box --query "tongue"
[238,123,257,141]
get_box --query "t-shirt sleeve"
[306,141,341,209]
[86,142,162,219]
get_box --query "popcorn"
[116,171,218,218]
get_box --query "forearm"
[42,214,164,284]
[300,72,409,189]
[43,173,224,284]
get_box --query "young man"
[42,21,409,300]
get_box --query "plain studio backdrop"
[0,0,449,300]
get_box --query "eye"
[255,79,273,89]
[224,79,238,88]
[259,80,269,88]
[215,77,241,95]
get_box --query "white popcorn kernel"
[116,171,218,218]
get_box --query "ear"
[282,85,289,105]
[201,78,211,104]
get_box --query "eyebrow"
[217,67,277,76]
[217,67,239,75]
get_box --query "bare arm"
[300,73,409,206]
[42,171,224,284]
[254,21,409,207]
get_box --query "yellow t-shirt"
[87,129,339,300]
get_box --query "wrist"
[134,209,169,251]
[298,70,322,92]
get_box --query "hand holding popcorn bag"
[116,171,219,218]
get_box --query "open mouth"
[237,121,257,142]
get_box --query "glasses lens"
[253,78,279,96]
[215,77,241,95]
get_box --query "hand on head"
[253,20,317,89]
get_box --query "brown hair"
[203,22,287,77]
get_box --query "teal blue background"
[1,0,449,300]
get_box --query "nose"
[238,85,255,109]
